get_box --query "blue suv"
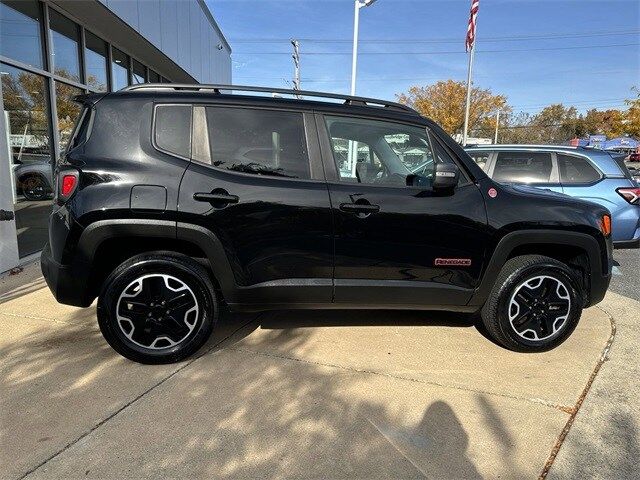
[465,145,639,248]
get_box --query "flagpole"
[462,42,475,147]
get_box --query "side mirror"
[433,163,459,191]
[406,174,431,188]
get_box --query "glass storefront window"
[55,81,82,153]
[131,59,146,84]
[111,47,129,90]
[1,62,53,257]
[0,0,44,69]
[85,31,108,92]
[148,70,160,83]
[49,9,81,82]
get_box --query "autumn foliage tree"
[397,80,509,136]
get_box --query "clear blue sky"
[207,0,640,114]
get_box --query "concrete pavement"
[0,284,636,479]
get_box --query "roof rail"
[120,83,418,114]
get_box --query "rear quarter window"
[154,104,192,159]
[557,154,601,184]
[66,106,92,153]
[610,154,634,180]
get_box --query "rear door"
[489,150,562,193]
[176,104,333,305]
[317,113,489,307]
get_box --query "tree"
[581,108,625,138]
[624,86,640,138]
[528,104,581,143]
[397,80,509,136]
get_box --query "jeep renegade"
[41,84,613,364]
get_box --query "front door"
[317,114,489,307]
[177,105,333,306]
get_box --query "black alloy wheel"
[98,252,218,364]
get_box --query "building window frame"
[1,1,173,162]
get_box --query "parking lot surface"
[2,284,629,479]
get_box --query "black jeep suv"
[41,84,613,364]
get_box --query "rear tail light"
[599,214,611,237]
[616,187,640,205]
[58,171,79,202]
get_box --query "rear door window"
[558,154,601,184]
[154,104,192,159]
[492,151,552,184]
[204,107,310,179]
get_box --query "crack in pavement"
[538,304,617,479]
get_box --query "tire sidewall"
[495,262,582,351]
[98,256,216,363]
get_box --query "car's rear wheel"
[97,252,217,364]
[21,175,49,201]
[481,255,583,352]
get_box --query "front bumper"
[41,243,93,307]
[613,238,640,249]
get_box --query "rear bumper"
[41,243,93,307]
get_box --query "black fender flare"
[75,219,238,303]
[468,229,610,307]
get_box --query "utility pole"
[494,110,500,144]
[291,39,300,97]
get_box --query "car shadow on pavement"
[0,305,503,478]
[241,308,477,330]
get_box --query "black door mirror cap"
[433,163,460,191]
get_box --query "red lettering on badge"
[435,258,472,267]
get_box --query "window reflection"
[0,0,44,69]
[132,59,146,84]
[49,9,81,82]
[85,31,108,92]
[111,47,129,90]
[148,70,160,83]
[55,81,82,153]
[1,62,52,257]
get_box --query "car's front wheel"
[97,252,218,364]
[481,255,583,352]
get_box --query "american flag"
[465,0,480,52]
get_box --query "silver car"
[13,160,54,201]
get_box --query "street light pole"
[350,0,376,96]
[349,0,377,176]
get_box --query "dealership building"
[0,0,232,273]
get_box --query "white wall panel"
[99,0,230,83]
[138,0,161,48]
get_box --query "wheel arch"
[469,229,607,307]
[76,220,238,305]
[18,170,52,190]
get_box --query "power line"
[230,29,640,44]
[234,69,637,83]
[232,42,640,55]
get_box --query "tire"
[21,175,49,201]
[97,252,218,364]
[480,255,584,352]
